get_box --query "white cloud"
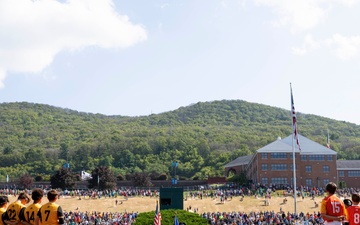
[291,34,320,55]
[160,3,170,9]
[254,0,329,33]
[325,34,360,60]
[0,0,147,87]
[292,34,360,60]
[253,0,359,33]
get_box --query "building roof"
[224,155,253,168]
[257,134,337,155]
[337,160,360,170]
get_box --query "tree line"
[0,100,359,181]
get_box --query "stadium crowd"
[0,184,359,225]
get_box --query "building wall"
[338,170,360,187]
[248,152,338,187]
[225,164,247,177]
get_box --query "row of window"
[261,153,334,161]
[261,177,330,186]
[262,164,330,172]
[339,170,360,177]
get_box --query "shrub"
[35,175,43,182]
[158,173,168,180]
[134,209,207,225]
[117,174,125,181]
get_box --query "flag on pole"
[291,85,301,151]
[154,201,161,225]
[174,215,179,225]
[326,132,330,148]
[81,171,92,180]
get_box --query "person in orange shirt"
[346,193,360,225]
[320,182,348,225]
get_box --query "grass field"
[6,194,324,215]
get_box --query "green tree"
[227,171,248,186]
[59,143,69,160]
[129,172,153,187]
[88,166,116,190]
[50,168,76,190]
[19,173,33,189]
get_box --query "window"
[305,166,312,173]
[327,155,333,161]
[271,177,288,184]
[339,171,345,177]
[261,164,268,171]
[270,153,287,159]
[323,179,330,186]
[261,177,268,184]
[309,155,325,161]
[271,164,288,171]
[348,171,360,177]
[261,153,268,159]
[301,155,307,161]
[306,178,312,186]
[323,166,330,173]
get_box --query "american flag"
[326,133,330,148]
[291,85,301,151]
[174,215,179,225]
[154,201,161,225]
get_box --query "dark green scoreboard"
[159,187,183,210]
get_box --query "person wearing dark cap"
[344,199,353,208]
[3,192,30,225]
[0,196,10,225]
[343,199,353,225]
[35,190,64,225]
[22,188,44,225]
[347,193,360,225]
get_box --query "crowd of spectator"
[0,184,359,225]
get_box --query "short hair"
[31,188,44,202]
[18,192,31,204]
[352,193,360,203]
[325,182,337,194]
[47,189,59,201]
[0,196,9,206]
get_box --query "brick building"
[337,160,360,187]
[225,134,360,187]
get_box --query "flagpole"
[290,83,297,215]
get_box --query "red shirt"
[320,194,347,222]
[347,205,360,225]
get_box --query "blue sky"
[1,0,360,125]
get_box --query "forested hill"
[0,100,359,180]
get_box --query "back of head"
[31,188,44,202]
[325,182,337,195]
[0,196,9,207]
[18,192,31,204]
[352,193,360,204]
[47,189,59,201]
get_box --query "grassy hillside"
[0,100,359,180]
